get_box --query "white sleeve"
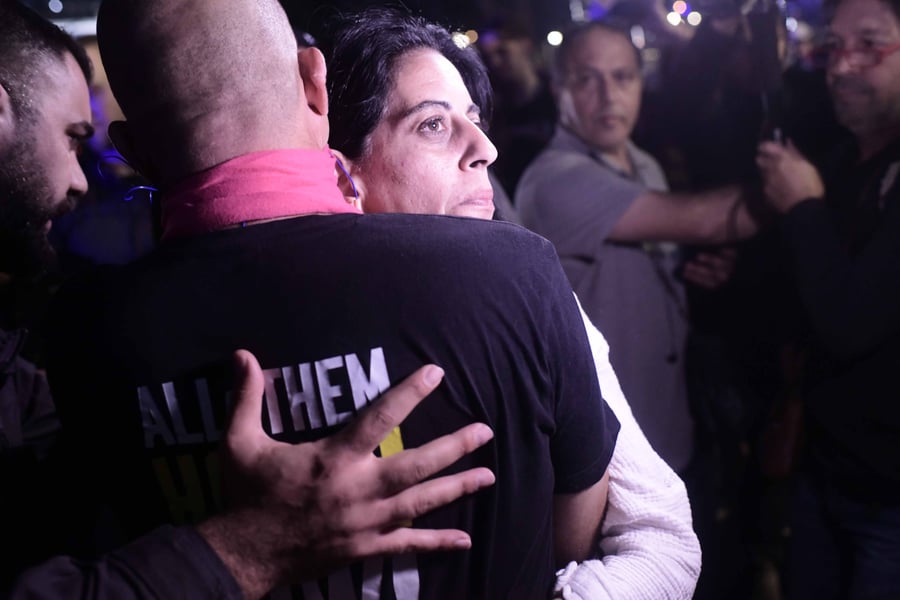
[554,296,701,600]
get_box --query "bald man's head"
[97,0,330,186]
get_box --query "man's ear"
[0,84,16,147]
[297,48,329,148]
[297,46,328,115]
[331,148,364,211]
[108,120,159,184]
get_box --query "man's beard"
[829,75,895,139]
[0,133,60,279]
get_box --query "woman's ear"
[331,148,365,211]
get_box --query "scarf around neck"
[160,147,360,240]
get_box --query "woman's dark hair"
[324,7,494,160]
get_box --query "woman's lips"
[462,189,495,207]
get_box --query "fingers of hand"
[718,247,738,260]
[687,252,716,267]
[224,349,270,461]
[336,365,445,455]
[378,466,495,525]
[356,528,473,557]
[686,252,731,273]
[757,141,784,159]
[379,423,494,494]
[682,263,724,289]
[756,155,776,175]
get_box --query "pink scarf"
[160,148,360,240]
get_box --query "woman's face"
[350,48,498,219]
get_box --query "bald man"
[44,0,617,598]
[0,3,497,598]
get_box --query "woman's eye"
[418,117,445,134]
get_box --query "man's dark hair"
[552,20,642,86]
[324,7,493,160]
[0,0,92,124]
[823,0,900,21]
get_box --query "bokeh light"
[451,32,470,48]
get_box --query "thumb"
[224,349,269,459]
[786,138,800,156]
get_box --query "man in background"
[757,0,900,595]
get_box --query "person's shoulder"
[50,265,121,315]
[529,147,594,173]
[350,214,560,285]
[361,212,554,256]
[628,141,663,170]
[518,146,598,201]
[44,265,123,358]
[628,141,669,191]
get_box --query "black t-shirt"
[46,212,617,599]
[782,141,900,503]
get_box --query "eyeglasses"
[817,41,900,69]
[564,68,639,93]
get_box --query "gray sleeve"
[7,526,243,600]
[15,358,60,460]
[516,151,644,259]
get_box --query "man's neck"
[594,144,634,177]
[558,124,635,175]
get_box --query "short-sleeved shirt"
[517,126,693,472]
[46,210,618,599]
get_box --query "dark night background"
[21,0,830,60]
[23,0,576,41]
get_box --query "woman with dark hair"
[325,10,493,166]
[324,9,497,219]
[324,8,701,599]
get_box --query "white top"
[554,297,701,599]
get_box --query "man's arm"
[7,352,495,600]
[7,526,244,600]
[517,153,763,261]
[608,186,761,244]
